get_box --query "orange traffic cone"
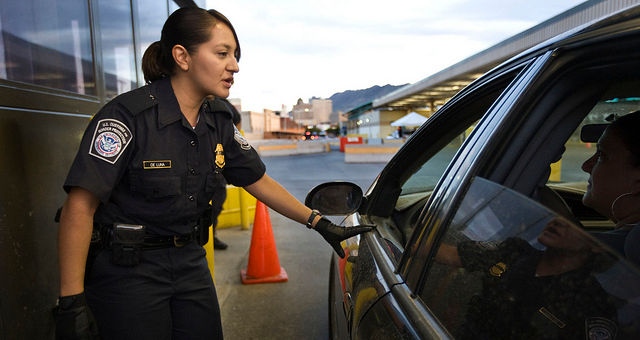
[240,200,288,284]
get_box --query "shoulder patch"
[586,317,617,340]
[89,119,133,164]
[233,125,252,150]
[116,85,157,115]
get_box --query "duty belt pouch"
[198,206,213,246]
[111,224,145,266]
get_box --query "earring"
[611,192,635,225]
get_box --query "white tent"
[390,112,427,127]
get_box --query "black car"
[306,6,640,339]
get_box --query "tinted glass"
[400,130,472,196]
[373,69,520,255]
[421,177,640,339]
[99,0,136,99]
[0,0,95,95]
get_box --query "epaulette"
[206,97,234,120]
[116,85,158,116]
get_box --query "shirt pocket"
[130,172,183,199]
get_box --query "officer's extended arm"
[244,174,374,258]
[56,187,101,339]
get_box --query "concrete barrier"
[344,144,401,163]
[253,140,329,157]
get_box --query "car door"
[336,54,553,339]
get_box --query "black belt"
[93,224,197,250]
[142,233,196,249]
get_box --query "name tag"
[143,160,171,169]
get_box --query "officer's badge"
[233,125,251,150]
[586,317,617,339]
[489,262,507,277]
[215,143,225,169]
[89,119,132,164]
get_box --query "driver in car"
[436,217,618,339]
[583,110,640,264]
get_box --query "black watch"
[306,210,321,229]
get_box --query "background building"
[291,97,332,126]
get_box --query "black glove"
[54,292,100,340]
[313,217,375,258]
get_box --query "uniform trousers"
[85,241,222,340]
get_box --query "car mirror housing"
[580,123,608,142]
[305,182,363,215]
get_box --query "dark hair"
[142,7,241,83]
[609,110,640,166]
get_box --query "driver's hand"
[313,217,375,258]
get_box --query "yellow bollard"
[204,224,215,282]
[239,188,257,230]
[549,159,562,182]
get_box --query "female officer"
[55,7,372,340]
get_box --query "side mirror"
[305,182,363,215]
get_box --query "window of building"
[99,0,136,99]
[0,0,95,95]
[135,0,168,85]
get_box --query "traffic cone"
[240,200,288,284]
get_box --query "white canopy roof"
[390,112,427,127]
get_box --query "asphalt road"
[214,150,385,340]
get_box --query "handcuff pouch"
[198,206,213,246]
[111,224,145,266]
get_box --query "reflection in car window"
[421,177,640,339]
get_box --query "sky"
[205,0,587,112]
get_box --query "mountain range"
[328,84,408,113]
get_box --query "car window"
[420,177,640,339]
[369,68,524,257]
[400,128,475,197]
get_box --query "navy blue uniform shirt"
[64,77,265,235]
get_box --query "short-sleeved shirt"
[64,77,265,235]
[457,238,618,340]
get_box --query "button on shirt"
[64,78,265,235]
